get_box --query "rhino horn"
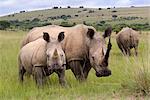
[103,27,112,38]
[102,37,112,66]
[52,49,58,59]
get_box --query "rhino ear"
[103,27,112,38]
[87,28,95,39]
[58,32,65,42]
[43,32,50,42]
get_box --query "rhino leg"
[134,46,138,56]
[117,42,126,55]
[83,61,91,79]
[56,69,66,86]
[19,66,26,83]
[69,61,85,81]
[33,66,45,87]
[126,48,131,56]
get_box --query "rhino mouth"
[96,69,111,77]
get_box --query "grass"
[0,30,149,99]
[0,6,149,24]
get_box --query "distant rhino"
[116,27,140,56]
[21,24,112,81]
[18,32,66,86]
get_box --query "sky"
[0,0,149,16]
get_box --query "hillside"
[0,6,149,31]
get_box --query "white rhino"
[21,24,112,81]
[116,27,140,56]
[18,32,66,86]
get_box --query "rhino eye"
[92,56,95,61]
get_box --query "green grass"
[0,30,150,99]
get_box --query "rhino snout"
[96,69,111,77]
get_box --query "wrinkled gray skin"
[116,27,140,56]
[21,24,112,81]
[18,32,66,87]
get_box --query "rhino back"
[116,28,139,49]
[63,25,88,61]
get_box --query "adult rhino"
[18,32,66,86]
[21,24,112,81]
[116,27,140,56]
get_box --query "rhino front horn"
[52,49,58,59]
[102,37,112,66]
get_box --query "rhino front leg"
[83,61,91,79]
[69,61,85,81]
[56,69,66,86]
[127,48,131,56]
[33,66,45,87]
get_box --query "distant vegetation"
[0,6,149,31]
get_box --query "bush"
[112,10,117,13]
[79,6,84,8]
[60,15,68,20]
[113,23,128,33]
[75,15,79,17]
[88,10,94,13]
[112,15,118,19]
[99,21,106,24]
[20,11,25,13]
[78,11,82,13]
[83,9,87,11]
[60,21,74,27]
[53,7,58,9]
[67,6,71,8]
[0,20,10,30]
[32,18,40,22]
[98,8,102,10]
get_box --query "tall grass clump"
[121,33,150,96]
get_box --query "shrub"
[99,21,106,24]
[60,15,68,20]
[75,15,79,17]
[32,18,40,22]
[78,11,82,13]
[88,10,94,13]
[60,21,73,27]
[67,6,71,8]
[112,15,118,19]
[113,23,128,33]
[0,20,10,30]
[98,8,102,10]
[20,11,25,13]
[79,6,84,8]
[53,7,58,9]
[83,9,87,11]
[112,10,117,13]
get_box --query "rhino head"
[43,32,66,73]
[86,27,112,77]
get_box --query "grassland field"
[0,29,149,99]
[0,7,149,25]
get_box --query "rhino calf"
[18,32,66,87]
[116,27,140,56]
